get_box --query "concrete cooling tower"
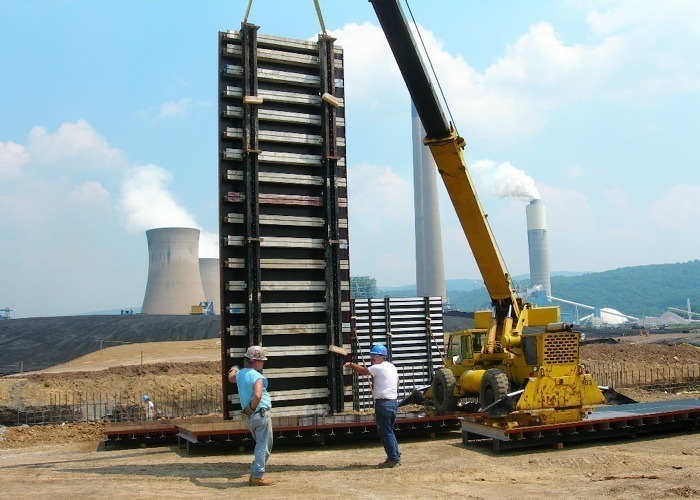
[526,199,552,298]
[411,102,446,300]
[141,227,206,314]
[199,258,220,315]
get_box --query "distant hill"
[549,260,700,318]
[380,260,699,317]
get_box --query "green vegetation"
[548,260,699,318]
[441,260,700,317]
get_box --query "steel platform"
[461,398,700,453]
[102,411,460,451]
[176,411,460,453]
[103,420,181,446]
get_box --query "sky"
[1,1,699,318]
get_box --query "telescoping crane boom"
[369,0,606,425]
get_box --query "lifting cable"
[243,0,253,23]
[243,0,327,36]
[403,0,514,292]
[403,0,459,138]
[313,0,328,36]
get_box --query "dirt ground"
[0,429,699,498]
[1,335,699,498]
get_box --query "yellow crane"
[369,0,606,425]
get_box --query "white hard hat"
[245,345,268,361]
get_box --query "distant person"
[345,343,401,468]
[228,345,274,486]
[141,395,155,421]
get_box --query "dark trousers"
[375,399,400,461]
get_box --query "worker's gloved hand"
[242,406,254,417]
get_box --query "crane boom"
[369,0,519,318]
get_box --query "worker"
[345,343,401,468]
[228,345,274,486]
[141,395,155,421]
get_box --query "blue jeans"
[246,410,273,478]
[375,399,400,461]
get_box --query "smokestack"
[526,200,552,298]
[199,258,220,315]
[141,227,206,314]
[412,102,446,300]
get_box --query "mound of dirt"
[0,315,219,372]
[0,422,104,448]
[581,342,700,365]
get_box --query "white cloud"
[347,163,412,219]
[118,164,218,257]
[328,22,404,112]
[567,164,585,178]
[71,180,111,204]
[199,231,220,259]
[346,163,415,285]
[26,120,124,170]
[136,98,212,121]
[603,187,631,212]
[333,7,699,147]
[119,164,198,232]
[0,141,29,179]
[159,98,192,118]
[648,184,700,231]
[469,159,540,201]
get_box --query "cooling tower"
[141,227,206,314]
[526,199,552,298]
[412,102,446,300]
[199,258,220,315]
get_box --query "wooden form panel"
[218,25,350,417]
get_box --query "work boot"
[377,459,401,468]
[249,475,274,486]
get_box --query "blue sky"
[1,1,698,318]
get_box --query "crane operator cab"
[449,332,487,365]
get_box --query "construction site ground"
[1,332,699,498]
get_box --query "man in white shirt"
[345,343,401,468]
[141,395,155,421]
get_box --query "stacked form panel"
[218,25,351,418]
[352,297,444,410]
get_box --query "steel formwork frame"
[218,24,350,418]
[351,296,445,410]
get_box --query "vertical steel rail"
[319,33,344,414]
[423,296,434,377]
[384,296,393,361]
[241,23,263,347]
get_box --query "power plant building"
[411,103,446,301]
[199,258,220,315]
[526,199,552,298]
[141,227,206,315]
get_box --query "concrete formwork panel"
[351,296,445,411]
[218,25,350,417]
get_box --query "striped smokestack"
[411,102,446,300]
[526,199,551,298]
[141,227,206,314]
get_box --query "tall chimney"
[141,227,206,314]
[526,200,552,298]
[412,102,446,300]
[199,258,220,315]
